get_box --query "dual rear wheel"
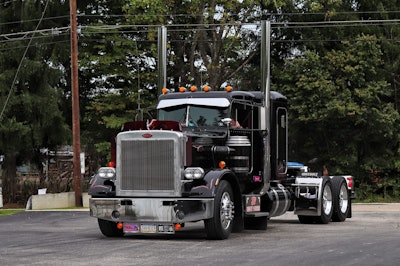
[331,176,350,222]
[298,176,350,224]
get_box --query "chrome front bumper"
[90,197,214,223]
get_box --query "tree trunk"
[3,154,17,204]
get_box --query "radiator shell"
[116,130,185,197]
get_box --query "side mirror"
[221,118,232,126]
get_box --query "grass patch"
[0,209,24,216]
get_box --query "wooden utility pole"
[70,0,82,206]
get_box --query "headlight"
[98,167,116,179]
[184,167,205,180]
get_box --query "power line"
[0,15,69,27]
[0,0,51,122]
[0,18,399,57]
[0,26,70,41]
[2,8,400,28]
[0,39,69,52]
[0,0,19,6]
[0,21,399,51]
[2,18,399,41]
[78,19,400,29]
[76,10,400,18]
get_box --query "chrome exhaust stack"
[261,20,272,193]
[158,25,167,94]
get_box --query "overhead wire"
[0,26,70,40]
[2,8,400,27]
[2,18,400,42]
[0,15,70,27]
[0,0,19,6]
[0,13,399,69]
[0,0,51,122]
[1,21,400,53]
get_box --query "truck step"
[244,212,270,218]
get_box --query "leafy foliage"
[0,1,70,202]
[2,0,400,202]
[279,35,400,186]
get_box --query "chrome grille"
[120,139,174,190]
[116,131,183,197]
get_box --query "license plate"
[123,223,175,234]
[123,223,140,233]
[140,224,157,233]
[301,172,319,177]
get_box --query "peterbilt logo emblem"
[142,133,153,138]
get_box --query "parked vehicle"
[88,22,353,239]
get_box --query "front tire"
[98,219,124,237]
[204,180,234,240]
[331,176,350,222]
[315,177,333,224]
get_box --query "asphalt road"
[0,203,399,266]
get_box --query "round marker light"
[116,222,123,230]
[219,161,226,170]
[174,224,182,231]
[190,85,197,92]
[179,86,186,93]
[346,176,353,189]
[204,85,211,92]
[162,88,169,94]
[226,86,233,92]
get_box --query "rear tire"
[331,176,350,222]
[98,219,124,237]
[204,180,234,240]
[315,177,333,224]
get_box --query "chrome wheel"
[332,176,351,222]
[220,191,234,230]
[322,183,333,215]
[338,183,349,213]
[315,177,333,224]
[204,180,235,239]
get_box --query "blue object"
[287,162,304,167]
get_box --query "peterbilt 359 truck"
[88,22,354,239]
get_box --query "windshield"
[158,105,229,127]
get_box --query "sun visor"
[157,98,230,109]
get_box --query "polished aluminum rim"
[338,183,349,213]
[323,184,333,215]
[220,191,234,230]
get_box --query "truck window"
[158,105,228,126]
[189,106,228,126]
[158,105,186,122]
[231,102,253,129]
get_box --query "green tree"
[76,0,159,167]
[122,0,290,90]
[280,35,400,183]
[0,0,70,202]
